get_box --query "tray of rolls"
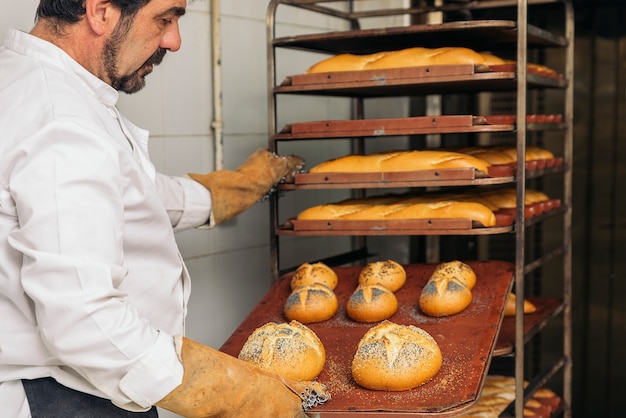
[220,260,515,416]
[280,187,562,236]
[282,145,563,190]
[276,46,566,96]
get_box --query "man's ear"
[84,0,120,36]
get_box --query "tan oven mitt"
[156,337,329,418]
[187,148,305,226]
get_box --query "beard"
[110,47,167,94]
[103,15,167,94]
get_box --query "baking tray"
[275,64,567,97]
[274,114,564,141]
[494,297,564,356]
[277,200,562,237]
[275,115,513,140]
[220,260,515,416]
[279,217,513,236]
[272,20,568,54]
[276,157,563,191]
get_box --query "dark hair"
[36,0,151,24]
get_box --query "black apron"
[22,378,158,418]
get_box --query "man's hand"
[188,149,304,226]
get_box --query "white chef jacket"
[0,29,213,415]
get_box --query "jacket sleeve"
[154,173,212,231]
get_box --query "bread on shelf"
[459,375,561,418]
[305,46,506,74]
[297,194,498,228]
[304,46,557,78]
[308,149,492,175]
[504,292,537,316]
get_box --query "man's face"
[103,0,186,93]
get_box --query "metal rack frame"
[265,1,573,416]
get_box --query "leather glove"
[188,148,305,226]
[156,337,330,418]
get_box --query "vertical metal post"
[563,2,574,416]
[515,0,529,417]
[267,0,280,282]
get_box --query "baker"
[0,0,326,417]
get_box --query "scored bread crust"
[432,260,477,290]
[304,47,556,78]
[358,260,407,292]
[346,283,399,323]
[284,283,338,324]
[305,51,391,73]
[297,197,497,228]
[308,150,492,175]
[238,320,326,381]
[364,46,488,70]
[419,270,473,317]
[290,262,338,291]
[351,321,442,391]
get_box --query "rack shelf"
[273,20,568,54]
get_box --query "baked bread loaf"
[238,320,325,381]
[364,46,488,70]
[308,150,492,175]
[504,292,537,316]
[284,283,338,323]
[305,51,391,73]
[304,47,558,81]
[455,146,517,165]
[351,320,442,391]
[297,194,497,228]
[431,260,477,290]
[358,260,407,292]
[305,47,504,74]
[383,200,496,227]
[455,145,554,165]
[479,187,550,210]
[497,146,555,162]
[419,265,473,317]
[290,262,338,291]
[346,283,399,323]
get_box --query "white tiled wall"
[1,1,409,416]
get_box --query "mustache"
[146,48,167,67]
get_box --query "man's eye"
[162,19,173,25]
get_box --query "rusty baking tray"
[277,200,562,237]
[275,115,513,140]
[274,114,564,141]
[289,168,513,189]
[272,20,568,54]
[283,215,513,235]
[220,261,515,416]
[494,297,564,356]
[275,65,567,97]
[277,156,563,191]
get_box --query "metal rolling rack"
[264,1,573,416]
